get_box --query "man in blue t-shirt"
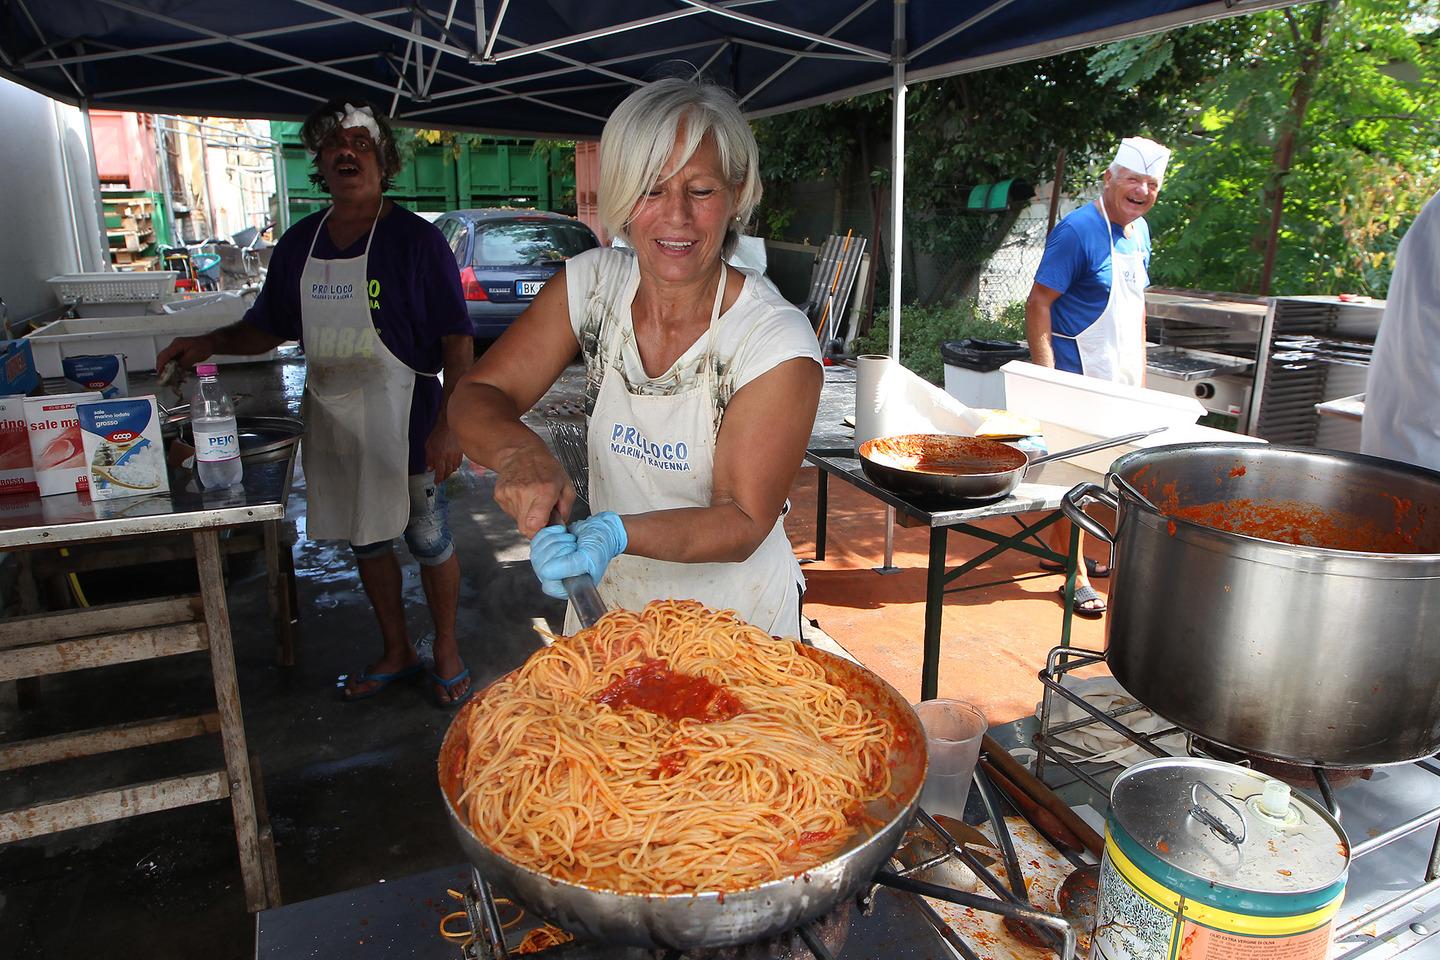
[1024,136,1170,617]
[158,99,476,706]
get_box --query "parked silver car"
[434,209,600,341]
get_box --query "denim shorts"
[350,471,454,566]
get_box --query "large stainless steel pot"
[437,645,926,949]
[1063,442,1440,768]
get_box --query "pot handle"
[1061,482,1118,545]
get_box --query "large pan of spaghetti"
[437,599,926,949]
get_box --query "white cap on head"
[1113,136,1170,184]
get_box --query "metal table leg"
[815,469,828,561]
[194,529,280,911]
[921,527,947,701]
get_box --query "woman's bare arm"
[448,268,581,535]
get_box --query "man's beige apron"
[299,207,427,545]
[567,269,803,635]
[1056,197,1148,385]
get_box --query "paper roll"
[854,354,984,450]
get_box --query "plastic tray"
[48,271,179,305]
[24,314,278,377]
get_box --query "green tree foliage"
[1131,0,1440,296]
[755,1,1438,302]
[853,302,1027,385]
[753,24,1253,248]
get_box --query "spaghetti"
[455,599,894,894]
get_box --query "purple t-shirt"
[243,204,469,474]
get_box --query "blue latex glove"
[530,512,628,600]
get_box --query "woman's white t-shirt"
[565,246,821,420]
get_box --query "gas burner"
[461,872,857,960]
[1191,737,1374,792]
[1033,645,1440,959]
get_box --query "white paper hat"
[1113,137,1170,184]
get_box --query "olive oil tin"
[1090,757,1349,960]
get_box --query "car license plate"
[516,280,544,298]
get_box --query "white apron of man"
[299,207,427,544]
[567,271,802,635]
[1065,196,1149,386]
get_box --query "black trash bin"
[940,338,1030,408]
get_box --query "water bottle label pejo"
[194,423,240,462]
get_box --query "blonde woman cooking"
[450,77,822,635]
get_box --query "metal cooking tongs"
[545,508,608,628]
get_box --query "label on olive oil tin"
[1090,837,1336,960]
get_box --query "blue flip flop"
[337,661,423,701]
[430,667,473,708]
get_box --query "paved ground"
[0,359,1112,959]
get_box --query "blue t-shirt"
[243,204,469,474]
[1032,203,1151,375]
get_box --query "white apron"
[1056,198,1148,385]
[567,269,803,636]
[299,206,427,544]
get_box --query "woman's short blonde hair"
[599,78,761,256]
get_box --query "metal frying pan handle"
[1026,425,1169,468]
[1062,483,1119,545]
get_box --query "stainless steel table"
[0,458,292,912]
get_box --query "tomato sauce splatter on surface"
[595,658,744,722]
[1229,465,1247,478]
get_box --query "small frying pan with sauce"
[859,428,1166,502]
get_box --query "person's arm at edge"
[155,320,286,371]
[620,355,822,564]
[426,333,473,482]
[448,268,579,535]
[1025,283,1062,369]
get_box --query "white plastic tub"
[1001,360,1250,474]
[24,314,278,377]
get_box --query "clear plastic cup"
[914,699,988,821]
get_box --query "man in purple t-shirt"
[158,99,476,706]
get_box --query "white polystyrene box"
[1001,360,1204,433]
[1002,360,1210,474]
[23,314,279,377]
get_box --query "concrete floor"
[0,361,1112,959]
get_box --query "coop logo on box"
[106,429,139,443]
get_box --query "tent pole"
[880,0,907,575]
[79,99,113,272]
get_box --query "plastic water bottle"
[191,362,244,489]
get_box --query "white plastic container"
[0,395,39,496]
[77,396,169,500]
[47,271,179,305]
[23,314,279,377]
[25,391,102,496]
